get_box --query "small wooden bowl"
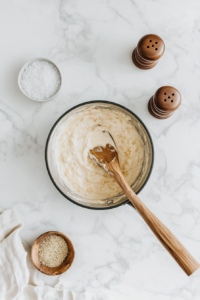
[31,231,75,276]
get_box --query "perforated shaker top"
[138,34,165,61]
[154,86,182,112]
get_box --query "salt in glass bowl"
[18,58,62,102]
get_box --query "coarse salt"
[20,60,61,100]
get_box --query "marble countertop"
[1,0,200,298]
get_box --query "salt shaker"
[132,34,165,70]
[148,86,182,119]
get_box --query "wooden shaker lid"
[154,86,182,112]
[138,34,165,61]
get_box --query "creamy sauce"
[55,108,144,200]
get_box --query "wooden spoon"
[90,142,200,276]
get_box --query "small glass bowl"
[18,58,62,102]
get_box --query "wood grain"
[31,231,75,276]
[106,157,200,276]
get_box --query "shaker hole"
[152,45,154,47]
[155,48,158,50]
[168,96,170,99]
[164,92,166,95]
[149,40,152,42]
[155,42,158,44]
[147,46,149,48]
[172,93,174,96]
[164,99,166,101]
[171,100,173,102]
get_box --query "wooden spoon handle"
[112,167,200,276]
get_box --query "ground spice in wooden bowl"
[31,231,75,276]
[39,235,68,267]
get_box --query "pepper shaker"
[148,86,182,119]
[132,34,165,70]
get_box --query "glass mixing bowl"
[45,101,154,209]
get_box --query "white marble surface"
[1,0,200,298]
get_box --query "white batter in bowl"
[45,101,154,209]
[55,108,144,200]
